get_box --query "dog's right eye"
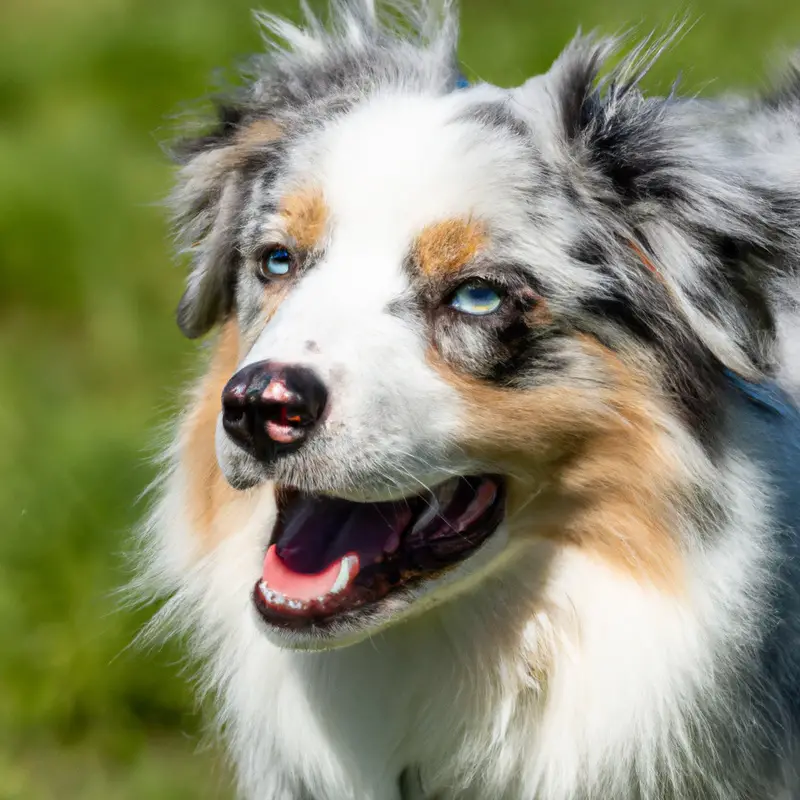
[448,281,503,316]
[257,246,295,281]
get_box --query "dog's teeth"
[434,479,458,509]
[260,581,305,610]
[259,582,273,603]
[331,555,358,594]
[411,496,441,534]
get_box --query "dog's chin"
[247,475,509,650]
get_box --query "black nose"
[221,361,328,462]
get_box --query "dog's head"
[165,1,792,649]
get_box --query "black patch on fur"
[559,174,582,206]
[715,238,776,349]
[676,231,778,374]
[587,108,678,204]
[557,54,604,142]
[580,291,658,346]
[569,236,608,267]
[463,101,532,140]
[488,323,567,386]
[177,250,243,338]
[663,346,726,452]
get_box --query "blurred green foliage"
[1,0,798,796]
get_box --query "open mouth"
[253,475,506,631]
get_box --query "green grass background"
[1,0,799,796]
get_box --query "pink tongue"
[262,545,356,602]
[262,496,415,602]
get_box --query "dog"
[137,1,800,797]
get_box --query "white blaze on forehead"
[318,91,507,246]
[245,89,525,367]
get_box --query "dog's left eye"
[448,281,503,316]
[258,246,295,280]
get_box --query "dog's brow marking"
[279,187,329,251]
[414,217,486,277]
[236,119,282,148]
[202,121,283,176]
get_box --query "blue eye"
[259,246,294,279]
[449,282,503,316]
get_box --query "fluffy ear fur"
[514,33,800,379]
[171,131,246,338]
[170,96,290,339]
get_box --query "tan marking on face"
[525,295,552,326]
[202,121,283,177]
[235,119,282,148]
[181,321,264,555]
[432,337,684,587]
[280,188,329,251]
[414,218,487,278]
[261,280,292,326]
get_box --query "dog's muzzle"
[221,360,328,463]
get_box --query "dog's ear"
[514,34,800,379]
[171,142,241,340]
[169,110,282,339]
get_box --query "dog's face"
[208,90,565,646]
[167,11,781,649]
[218,91,516,499]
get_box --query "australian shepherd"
[137,1,800,797]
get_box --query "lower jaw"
[252,564,430,638]
[250,527,520,651]
[251,585,408,649]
